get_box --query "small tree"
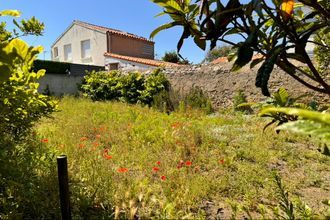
[204,45,232,62]
[150,0,330,96]
[162,50,190,64]
[0,10,57,142]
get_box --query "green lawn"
[36,97,330,219]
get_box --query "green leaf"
[250,57,264,69]
[193,36,206,50]
[150,21,181,39]
[153,0,184,14]
[273,88,289,106]
[154,11,166,17]
[0,9,20,17]
[259,107,330,125]
[276,120,330,142]
[255,46,282,96]
[231,44,253,71]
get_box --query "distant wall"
[37,63,104,96]
[162,63,329,108]
[38,74,84,96]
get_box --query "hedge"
[32,60,70,74]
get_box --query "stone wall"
[163,62,329,108]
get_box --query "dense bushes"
[80,69,170,105]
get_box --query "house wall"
[105,57,156,71]
[51,24,107,66]
[108,33,154,59]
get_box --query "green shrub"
[152,87,214,114]
[32,60,70,74]
[185,87,211,110]
[0,16,57,143]
[120,72,145,104]
[140,69,170,105]
[80,70,122,101]
[80,69,170,105]
[152,89,178,113]
[233,90,252,113]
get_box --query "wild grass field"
[33,97,330,219]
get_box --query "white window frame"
[81,39,91,59]
[53,47,58,58]
[64,44,72,61]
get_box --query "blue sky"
[1,0,221,63]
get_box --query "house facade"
[51,20,158,68]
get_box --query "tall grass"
[34,97,330,218]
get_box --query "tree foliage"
[150,0,330,96]
[204,45,232,62]
[0,10,56,142]
[162,50,190,64]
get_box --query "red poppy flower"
[95,134,101,139]
[93,142,100,147]
[161,175,166,181]
[117,168,128,173]
[152,167,160,172]
[185,161,192,166]
[79,143,85,148]
[41,139,48,143]
[156,161,161,165]
[80,137,88,141]
[171,122,181,129]
[219,159,225,164]
[99,126,106,132]
[103,149,112,160]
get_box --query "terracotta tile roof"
[211,57,228,64]
[104,53,182,67]
[74,20,154,43]
[211,54,264,64]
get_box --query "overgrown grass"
[35,97,329,218]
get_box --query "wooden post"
[57,155,72,220]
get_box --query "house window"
[64,44,72,61]
[53,47,58,58]
[109,63,119,70]
[81,39,91,59]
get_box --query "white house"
[51,20,176,70]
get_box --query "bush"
[80,69,170,105]
[32,60,70,74]
[140,69,170,105]
[233,90,252,113]
[120,72,145,104]
[0,31,57,143]
[152,87,214,114]
[80,71,122,101]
